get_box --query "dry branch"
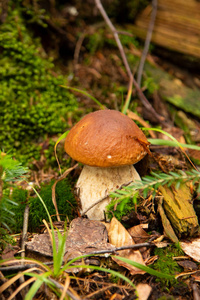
[94,0,165,124]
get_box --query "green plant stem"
[148,138,200,150]
[60,86,105,110]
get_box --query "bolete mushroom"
[65,110,149,220]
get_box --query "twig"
[52,163,78,222]
[94,0,164,124]
[74,31,86,73]
[0,242,154,273]
[95,0,132,77]
[19,204,30,297]
[137,0,157,88]
[86,242,154,256]
[117,30,134,37]
[0,262,54,272]
[21,205,29,259]
[81,180,133,216]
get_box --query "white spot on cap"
[107,155,112,159]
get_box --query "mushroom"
[64,110,149,220]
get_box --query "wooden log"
[136,10,200,35]
[131,25,200,58]
[159,184,199,238]
[132,0,200,58]
[158,0,200,16]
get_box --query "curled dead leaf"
[108,217,146,275]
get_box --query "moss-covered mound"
[0,0,77,164]
[5,179,77,233]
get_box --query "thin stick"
[74,31,86,73]
[52,163,78,222]
[86,242,154,256]
[94,0,164,124]
[19,204,30,297]
[0,262,54,272]
[0,242,154,272]
[137,0,157,87]
[21,205,29,259]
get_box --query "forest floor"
[1,4,200,299]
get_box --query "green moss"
[106,193,138,222]
[0,0,78,165]
[152,246,184,287]
[7,178,77,233]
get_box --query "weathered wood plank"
[132,0,200,58]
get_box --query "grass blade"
[148,138,200,150]
[60,86,105,110]
[114,256,175,280]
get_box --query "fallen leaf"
[177,260,198,271]
[154,241,169,248]
[108,217,146,275]
[128,224,149,244]
[128,224,150,260]
[181,238,200,262]
[136,283,152,300]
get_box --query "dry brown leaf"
[108,217,146,275]
[181,238,200,262]
[128,224,151,260]
[128,224,149,244]
[177,260,198,271]
[154,241,169,248]
[136,283,152,300]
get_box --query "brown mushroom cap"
[65,110,149,167]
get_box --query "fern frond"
[0,152,28,182]
[110,169,200,202]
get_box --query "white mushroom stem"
[76,165,141,220]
